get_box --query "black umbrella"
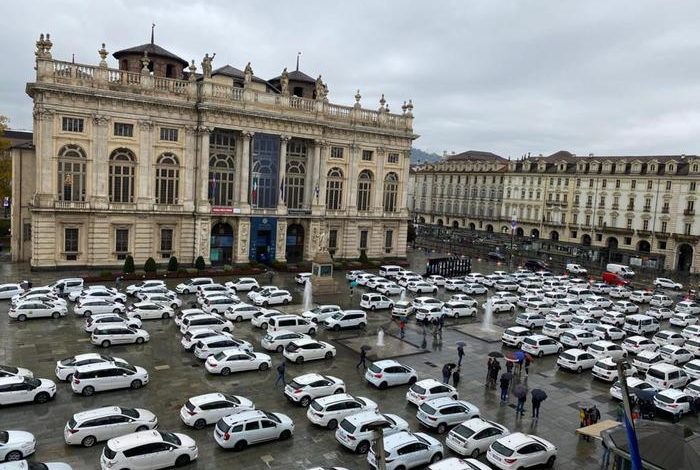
[488,351,504,358]
[632,387,657,402]
[361,345,372,351]
[501,372,514,382]
[514,384,527,399]
[456,341,466,347]
[531,388,548,401]
[446,363,457,369]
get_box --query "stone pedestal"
[311,250,338,295]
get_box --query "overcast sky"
[3,0,700,158]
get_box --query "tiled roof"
[113,43,188,66]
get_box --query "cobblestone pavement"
[0,250,696,469]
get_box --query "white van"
[379,265,402,278]
[50,278,84,295]
[606,264,635,278]
[646,364,690,390]
[566,264,588,275]
[623,314,659,335]
[268,315,316,335]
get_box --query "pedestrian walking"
[452,368,460,388]
[505,360,514,374]
[421,318,427,336]
[432,318,438,337]
[486,358,494,386]
[274,361,286,386]
[457,344,465,367]
[514,383,527,417]
[524,356,532,376]
[57,283,64,297]
[399,319,406,339]
[349,286,354,298]
[442,364,452,384]
[115,276,122,290]
[356,348,367,370]
[531,389,547,419]
[438,315,445,336]
[490,360,501,388]
[499,374,510,402]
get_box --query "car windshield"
[595,361,614,371]
[223,393,240,404]
[0,431,8,444]
[160,431,181,446]
[452,424,475,439]
[491,440,515,457]
[368,364,381,374]
[213,352,227,361]
[0,365,19,373]
[331,312,344,320]
[264,411,281,423]
[339,419,356,434]
[120,407,139,418]
[121,364,137,373]
[655,394,673,404]
[647,368,665,379]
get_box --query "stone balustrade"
[37,57,414,132]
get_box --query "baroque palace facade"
[11,34,416,268]
[411,150,700,272]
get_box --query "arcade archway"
[286,224,305,263]
[678,244,694,272]
[210,222,234,266]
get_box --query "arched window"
[325,167,343,210]
[208,154,236,206]
[155,153,179,204]
[285,160,306,209]
[357,170,373,211]
[57,144,87,201]
[383,172,399,212]
[109,148,135,203]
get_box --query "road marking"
[154,365,170,371]
[77,338,90,342]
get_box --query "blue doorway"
[249,217,277,264]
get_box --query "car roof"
[416,378,443,388]
[73,406,124,420]
[72,353,110,361]
[189,393,230,405]
[563,348,587,355]
[422,397,462,408]
[658,389,686,399]
[344,410,384,425]
[107,430,164,450]
[75,362,129,372]
[649,363,681,371]
[314,393,353,405]
[384,431,419,448]
[495,432,536,448]
[293,373,326,384]
[290,338,320,346]
[461,417,500,432]
[373,359,401,368]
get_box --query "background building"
[12,34,416,269]
[412,151,700,272]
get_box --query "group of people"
[487,357,545,420]
[441,363,461,387]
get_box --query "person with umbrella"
[531,388,547,419]
[514,382,527,417]
[489,360,501,388]
[486,357,493,386]
[442,363,454,384]
[452,367,461,388]
[457,343,465,367]
[505,358,514,374]
[499,372,512,402]
[524,355,532,376]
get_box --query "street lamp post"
[510,214,517,270]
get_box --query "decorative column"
[311,140,326,211]
[277,135,290,212]
[238,131,253,210]
[374,147,385,214]
[305,140,320,209]
[92,114,111,209]
[399,149,411,216]
[181,126,197,212]
[234,218,251,264]
[346,144,360,212]
[32,107,55,208]
[275,219,288,262]
[136,120,153,210]
[196,126,211,213]
[317,143,329,213]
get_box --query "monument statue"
[280,67,289,95]
[202,53,216,79]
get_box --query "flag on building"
[251,177,258,205]
[280,174,285,201]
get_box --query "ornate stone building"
[412,151,700,272]
[12,34,416,268]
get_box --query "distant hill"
[411,148,441,164]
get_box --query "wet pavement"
[0,250,696,469]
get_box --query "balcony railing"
[684,209,695,216]
[54,200,89,210]
[643,206,651,212]
[661,207,669,214]
[612,204,619,210]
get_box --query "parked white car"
[0,365,33,379]
[542,321,572,339]
[126,302,173,320]
[224,303,261,322]
[587,340,626,360]
[377,282,404,296]
[622,336,659,355]
[80,290,127,304]
[0,284,25,300]
[205,349,271,375]
[416,397,480,434]
[654,389,694,419]
[180,314,234,334]
[194,335,252,360]
[367,431,444,470]
[442,301,476,318]
[556,348,597,373]
[254,289,292,307]
[335,411,409,454]
[653,330,686,347]
[501,327,531,348]
[592,357,637,382]
[64,406,157,447]
[71,362,148,396]
[516,312,547,329]
[521,335,562,357]
[654,278,683,290]
[446,417,509,459]
[175,277,214,294]
[324,310,367,331]
[125,280,166,296]
[559,329,597,349]
[306,394,378,429]
[202,296,241,315]
[629,290,653,304]
[681,325,700,340]
[365,360,417,389]
[283,339,336,364]
[83,313,141,332]
[463,283,489,295]
[90,326,150,348]
[181,328,232,351]
[213,410,294,450]
[670,312,699,328]
[406,379,458,406]
[75,300,125,317]
[408,281,439,294]
[55,353,128,382]
[632,350,664,373]
[676,300,700,314]
[0,376,56,405]
[683,359,700,380]
[180,393,255,429]
[486,432,557,470]
[261,330,310,353]
[100,430,198,469]
[649,295,674,308]
[360,293,394,310]
[0,430,35,461]
[284,373,345,407]
[8,301,67,321]
[659,345,694,365]
[609,377,656,401]
[301,305,342,323]
[592,325,626,341]
[139,293,182,310]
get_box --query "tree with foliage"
[359,250,369,264]
[167,256,178,272]
[195,255,206,271]
[122,255,135,274]
[0,115,12,199]
[144,257,157,273]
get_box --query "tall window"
[383,172,399,212]
[160,228,173,258]
[328,229,338,255]
[115,228,129,260]
[155,153,180,204]
[330,146,344,159]
[250,134,279,208]
[285,140,307,209]
[661,221,667,233]
[357,170,373,211]
[57,144,87,201]
[109,148,135,203]
[114,122,133,137]
[285,160,306,209]
[62,117,84,133]
[384,230,393,253]
[160,127,178,142]
[208,154,236,206]
[360,230,369,250]
[325,168,344,210]
[64,228,79,259]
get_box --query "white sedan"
[8,301,67,321]
[74,300,125,317]
[0,365,33,379]
[376,283,404,296]
[180,393,255,429]
[654,278,683,290]
[486,432,557,470]
[80,290,127,304]
[463,283,488,295]
[670,312,698,328]
[487,300,516,313]
[0,430,36,461]
[556,348,597,373]
[283,339,336,364]
[0,284,25,300]
[441,301,476,318]
[261,330,310,353]
[254,290,292,307]
[126,302,174,320]
[83,314,141,333]
[139,293,182,310]
[55,353,128,381]
[407,282,438,294]
[446,418,509,459]
[225,277,259,293]
[204,349,271,375]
